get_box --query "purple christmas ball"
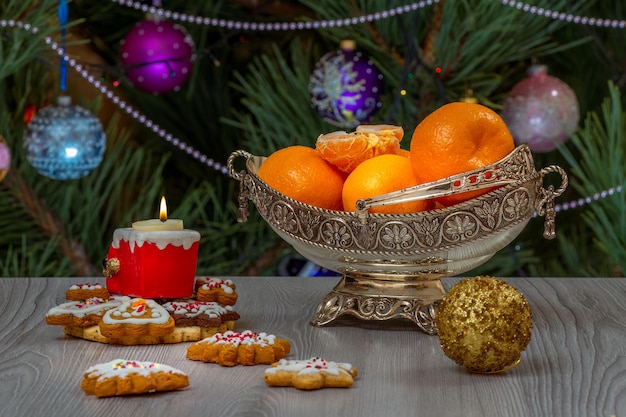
[119,19,195,94]
[309,40,383,128]
[501,65,579,153]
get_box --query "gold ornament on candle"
[102,258,120,278]
[435,276,533,373]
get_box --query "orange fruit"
[397,148,411,158]
[342,154,433,214]
[409,102,515,206]
[316,124,404,173]
[257,145,346,211]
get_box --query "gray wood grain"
[0,276,624,417]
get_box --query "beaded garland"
[501,0,626,28]
[111,0,626,30]
[112,0,439,30]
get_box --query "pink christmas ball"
[119,19,195,94]
[501,65,579,153]
[0,135,10,182]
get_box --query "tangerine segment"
[409,102,515,206]
[316,124,403,173]
[257,146,346,211]
[355,124,404,142]
[342,154,433,214]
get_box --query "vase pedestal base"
[309,274,445,335]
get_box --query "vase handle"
[537,165,568,240]
[227,150,255,223]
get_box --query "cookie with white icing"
[65,283,110,301]
[46,296,123,327]
[65,321,233,345]
[195,277,238,306]
[264,357,358,390]
[81,359,189,397]
[162,300,240,328]
[99,298,175,341]
[186,330,290,366]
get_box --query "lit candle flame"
[159,196,168,222]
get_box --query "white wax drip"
[111,228,200,251]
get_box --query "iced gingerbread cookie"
[162,300,240,328]
[46,296,123,327]
[195,277,238,306]
[186,330,290,366]
[99,298,175,343]
[59,299,238,345]
[159,300,240,342]
[264,357,358,390]
[64,322,224,345]
[65,283,110,301]
[81,359,189,398]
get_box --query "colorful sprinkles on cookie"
[195,277,238,305]
[186,330,291,366]
[51,297,119,312]
[104,298,170,323]
[198,277,235,293]
[69,283,104,290]
[45,296,124,327]
[267,357,355,375]
[66,282,110,301]
[162,300,234,317]
[209,330,277,347]
[99,297,176,340]
[47,280,241,345]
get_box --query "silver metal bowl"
[228,145,567,333]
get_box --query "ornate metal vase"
[228,145,567,334]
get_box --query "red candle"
[104,196,200,298]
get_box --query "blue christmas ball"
[309,40,383,129]
[24,96,106,180]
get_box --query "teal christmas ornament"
[23,96,106,180]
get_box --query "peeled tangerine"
[316,124,404,173]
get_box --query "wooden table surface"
[1,276,624,417]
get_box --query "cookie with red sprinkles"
[264,357,358,390]
[186,330,290,366]
[195,277,238,306]
[66,283,110,301]
[81,359,189,398]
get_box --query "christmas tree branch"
[1,169,98,276]
[559,82,626,276]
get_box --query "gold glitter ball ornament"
[436,276,533,373]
